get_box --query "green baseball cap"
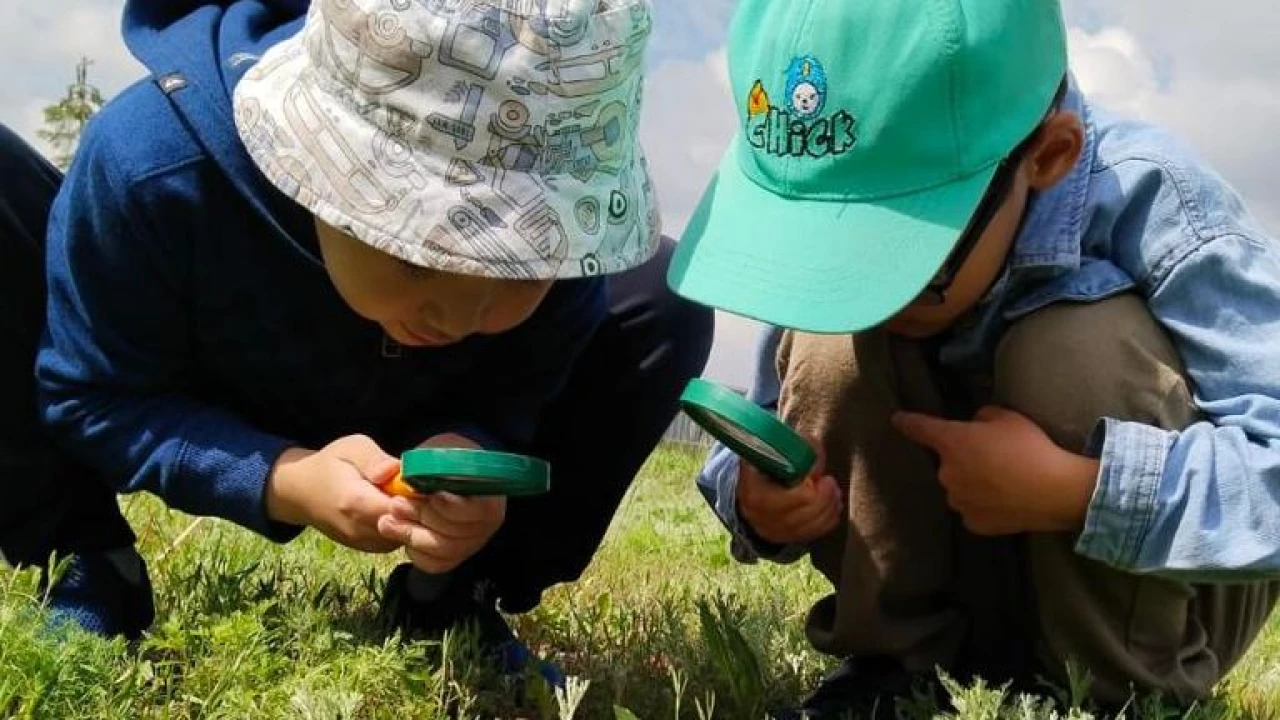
[668,0,1068,333]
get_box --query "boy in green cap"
[669,0,1280,715]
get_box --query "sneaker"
[45,548,155,640]
[376,564,565,689]
[772,656,945,720]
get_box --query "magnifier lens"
[708,411,793,469]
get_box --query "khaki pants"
[777,295,1280,706]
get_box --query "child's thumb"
[365,457,401,485]
[339,435,400,483]
[815,474,844,508]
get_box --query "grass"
[1,444,1277,719]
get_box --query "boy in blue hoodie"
[669,0,1280,715]
[0,0,712,676]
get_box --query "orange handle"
[380,470,418,498]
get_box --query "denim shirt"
[698,78,1280,584]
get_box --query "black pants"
[469,238,715,613]
[0,125,136,568]
[0,124,713,617]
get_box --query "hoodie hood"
[121,0,312,251]
[124,1,307,83]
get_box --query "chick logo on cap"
[746,55,857,160]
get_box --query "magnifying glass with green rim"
[679,379,817,487]
[381,448,551,498]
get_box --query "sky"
[4,1,1278,389]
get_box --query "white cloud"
[1068,21,1280,232]
[1067,27,1159,119]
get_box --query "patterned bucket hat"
[233,0,659,280]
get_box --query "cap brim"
[669,148,997,334]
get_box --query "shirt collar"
[1006,74,1097,274]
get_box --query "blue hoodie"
[35,0,607,542]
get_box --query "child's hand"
[892,406,1100,536]
[376,434,507,574]
[266,435,403,553]
[736,449,843,546]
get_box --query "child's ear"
[1025,113,1085,191]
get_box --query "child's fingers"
[404,545,461,575]
[379,515,473,568]
[892,411,964,454]
[388,495,504,540]
[345,511,403,553]
[392,499,477,536]
[812,501,844,538]
[781,483,839,529]
[427,494,505,525]
[389,496,419,520]
[407,545,463,573]
[768,502,840,545]
[795,493,844,540]
[741,463,820,512]
[817,475,844,509]
[791,473,837,508]
[379,515,431,550]
[430,492,501,511]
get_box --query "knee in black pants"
[0,124,135,568]
[474,237,714,612]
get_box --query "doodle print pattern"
[234,0,657,280]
